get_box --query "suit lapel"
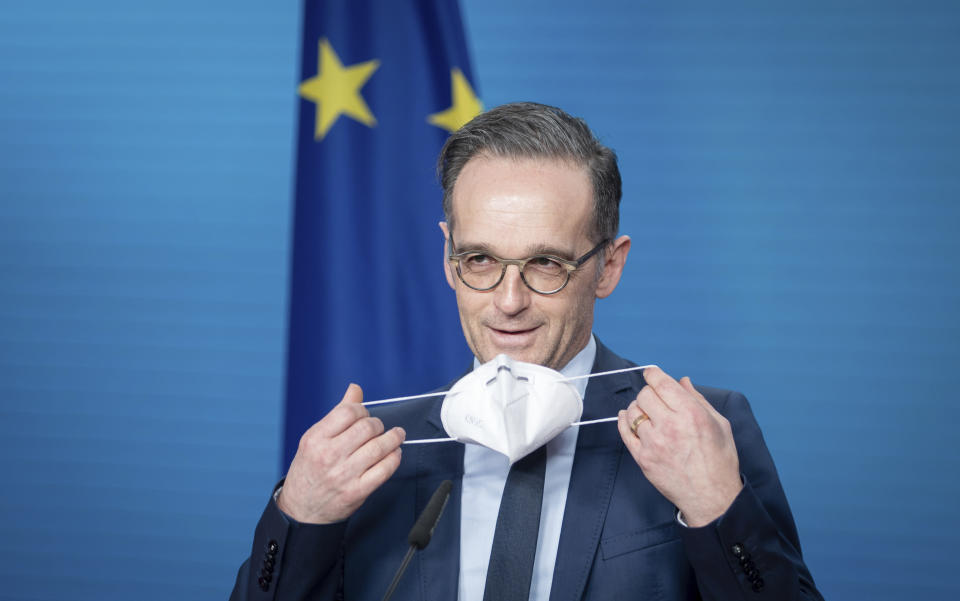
[549,340,643,601]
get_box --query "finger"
[628,389,667,446]
[624,408,652,442]
[346,427,406,475]
[629,385,671,424]
[624,403,652,432]
[312,383,369,439]
[643,366,694,411]
[617,409,645,450]
[333,415,388,462]
[355,428,406,486]
[357,445,404,494]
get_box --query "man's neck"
[558,335,596,379]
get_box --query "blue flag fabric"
[284,0,479,466]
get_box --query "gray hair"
[437,102,621,244]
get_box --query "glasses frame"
[447,236,609,295]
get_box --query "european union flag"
[284,0,480,465]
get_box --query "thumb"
[341,382,364,405]
[680,376,717,414]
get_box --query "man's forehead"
[449,199,593,259]
[448,155,593,240]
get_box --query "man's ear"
[439,222,456,290]
[596,235,631,299]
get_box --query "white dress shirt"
[458,336,596,601]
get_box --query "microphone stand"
[382,480,453,601]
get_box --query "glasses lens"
[522,257,568,294]
[457,253,503,290]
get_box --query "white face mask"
[363,356,654,463]
[440,354,583,464]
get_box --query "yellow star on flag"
[298,39,380,140]
[428,68,483,133]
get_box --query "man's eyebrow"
[452,240,493,254]
[453,240,577,260]
[527,243,577,260]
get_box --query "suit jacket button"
[731,543,744,557]
[752,578,765,592]
[268,539,280,554]
[258,577,269,591]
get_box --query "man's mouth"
[487,325,540,346]
[490,325,538,334]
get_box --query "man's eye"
[528,256,564,274]
[464,254,495,268]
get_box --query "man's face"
[442,155,614,371]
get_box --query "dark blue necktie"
[483,444,548,601]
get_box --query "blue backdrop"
[0,1,958,600]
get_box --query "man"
[231,102,822,600]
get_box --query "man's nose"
[493,264,531,315]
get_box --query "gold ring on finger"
[631,411,649,435]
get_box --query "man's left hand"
[617,366,743,527]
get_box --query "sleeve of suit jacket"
[229,486,347,601]
[678,389,823,601]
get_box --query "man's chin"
[480,352,547,368]
[477,340,547,367]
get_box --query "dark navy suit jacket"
[231,340,822,600]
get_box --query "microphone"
[408,479,453,549]
[382,480,453,601]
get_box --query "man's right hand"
[276,383,406,524]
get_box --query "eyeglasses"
[447,235,608,295]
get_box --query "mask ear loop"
[360,364,657,445]
[362,390,451,406]
[562,364,656,427]
[362,390,463,444]
[571,416,619,426]
[556,364,656,384]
